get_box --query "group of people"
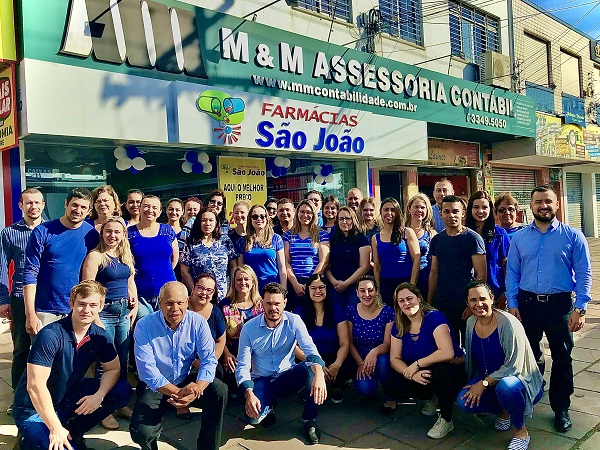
[0,179,591,450]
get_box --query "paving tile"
[339,431,414,449]
[571,348,600,363]
[579,327,600,340]
[525,402,600,440]
[587,361,600,373]
[85,428,136,450]
[572,337,600,351]
[237,420,344,449]
[579,430,600,450]
[574,370,600,392]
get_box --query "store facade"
[12,0,536,221]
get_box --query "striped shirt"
[0,219,41,304]
[283,229,329,279]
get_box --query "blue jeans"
[14,378,132,450]
[328,286,359,310]
[456,376,545,430]
[97,299,130,380]
[243,362,319,423]
[137,296,158,319]
[353,354,391,399]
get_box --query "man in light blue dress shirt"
[431,178,454,233]
[236,282,327,445]
[130,281,227,450]
[506,186,592,433]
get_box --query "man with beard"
[23,188,99,335]
[236,282,327,445]
[506,186,592,433]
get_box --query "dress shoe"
[304,419,321,444]
[554,410,572,432]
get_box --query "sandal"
[101,414,119,430]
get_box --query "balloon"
[282,158,291,168]
[116,158,131,171]
[114,146,127,159]
[185,151,197,163]
[266,158,275,171]
[202,163,212,173]
[274,156,285,167]
[272,166,282,177]
[325,173,334,183]
[314,166,321,175]
[197,152,209,164]
[267,170,273,178]
[129,167,140,174]
[280,167,288,176]
[323,164,334,176]
[182,161,193,173]
[126,146,140,159]
[315,175,325,185]
[192,162,204,174]
[132,157,146,171]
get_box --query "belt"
[519,290,571,303]
[105,297,128,305]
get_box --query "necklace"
[480,334,489,375]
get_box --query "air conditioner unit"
[481,51,511,90]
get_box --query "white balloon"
[202,163,212,173]
[116,158,131,171]
[314,166,321,175]
[267,170,273,178]
[114,146,127,160]
[182,162,193,173]
[132,157,147,171]
[197,152,209,164]
[315,175,325,185]
[325,174,334,183]
[282,158,291,168]
[274,156,285,167]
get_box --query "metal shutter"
[491,168,536,208]
[566,173,583,230]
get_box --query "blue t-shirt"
[365,225,380,244]
[418,231,432,271]
[228,228,245,249]
[376,231,413,280]
[347,304,394,359]
[95,255,131,302]
[504,225,526,241]
[471,328,505,376]
[236,234,284,290]
[204,305,226,341]
[391,310,464,365]
[283,229,329,279]
[329,232,369,281]
[294,304,346,357]
[23,219,99,314]
[485,226,510,294]
[128,223,176,299]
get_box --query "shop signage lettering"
[218,156,267,207]
[0,66,16,151]
[60,0,207,77]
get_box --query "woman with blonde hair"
[82,216,138,428]
[404,193,437,299]
[228,200,250,248]
[358,197,381,241]
[88,185,122,231]
[283,200,330,310]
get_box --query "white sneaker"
[421,396,438,416]
[427,415,454,439]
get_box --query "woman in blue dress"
[322,195,340,234]
[181,206,237,303]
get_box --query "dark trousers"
[321,352,353,389]
[15,378,132,450]
[383,362,466,421]
[130,376,228,450]
[10,295,31,389]
[436,304,467,347]
[286,277,309,312]
[519,291,574,412]
[380,276,411,308]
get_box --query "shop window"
[288,0,352,22]
[523,33,550,88]
[449,1,499,68]
[560,50,581,98]
[525,82,554,114]
[379,0,423,46]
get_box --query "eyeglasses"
[194,285,215,295]
[251,214,267,220]
[338,217,352,222]
[497,207,517,213]
[309,285,326,291]
[209,199,223,207]
[266,206,277,211]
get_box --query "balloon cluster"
[313,164,334,185]
[267,156,291,178]
[114,146,147,174]
[182,151,212,174]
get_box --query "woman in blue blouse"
[358,197,381,242]
[87,185,122,231]
[347,276,394,401]
[382,283,465,440]
[128,195,178,317]
[372,197,420,307]
[466,191,510,305]
[237,204,286,290]
[283,200,330,311]
[322,195,340,234]
[295,274,351,403]
[494,192,527,240]
[181,207,237,303]
[325,207,371,309]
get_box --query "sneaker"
[303,419,321,445]
[330,389,343,404]
[495,415,511,431]
[507,434,530,450]
[421,397,438,416]
[261,410,277,428]
[427,415,454,439]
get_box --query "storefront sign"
[425,139,479,168]
[562,95,586,128]
[0,65,16,151]
[217,156,267,209]
[535,112,600,161]
[591,40,600,64]
[21,0,536,138]
[0,0,17,62]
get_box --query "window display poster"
[218,156,267,218]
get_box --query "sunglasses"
[251,214,267,220]
[497,207,516,213]
[266,206,277,211]
[209,199,223,207]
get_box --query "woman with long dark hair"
[322,195,340,234]
[205,189,230,235]
[121,189,143,226]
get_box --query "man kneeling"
[130,281,227,450]
[13,280,133,450]
[236,283,327,445]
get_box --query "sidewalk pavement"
[2,239,600,449]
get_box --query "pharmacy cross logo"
[196,90,246,145]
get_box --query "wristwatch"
[482,379,489,388]
[575,308,587,316]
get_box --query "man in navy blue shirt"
[507,185,592,433]
[13,280,132,450]
[23,188,98,335]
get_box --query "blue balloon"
[126,146,140,159]
[129,167,140,174]
[185,151,198,163]
[192,162,204,174]
[272,166,282,177]
[323,164,334,176]
[280,167,288,176]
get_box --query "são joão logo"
[197,90,246,144]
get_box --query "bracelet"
[416,360,421,369]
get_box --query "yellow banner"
[0,65,17,151]
[218,156,267,219]
[0,0,17,62]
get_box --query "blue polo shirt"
[13,315,117,416]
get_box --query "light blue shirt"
[236,311,324,391]
[506,218,592,310]
[432,204,445,233]
[134,310,216,391]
